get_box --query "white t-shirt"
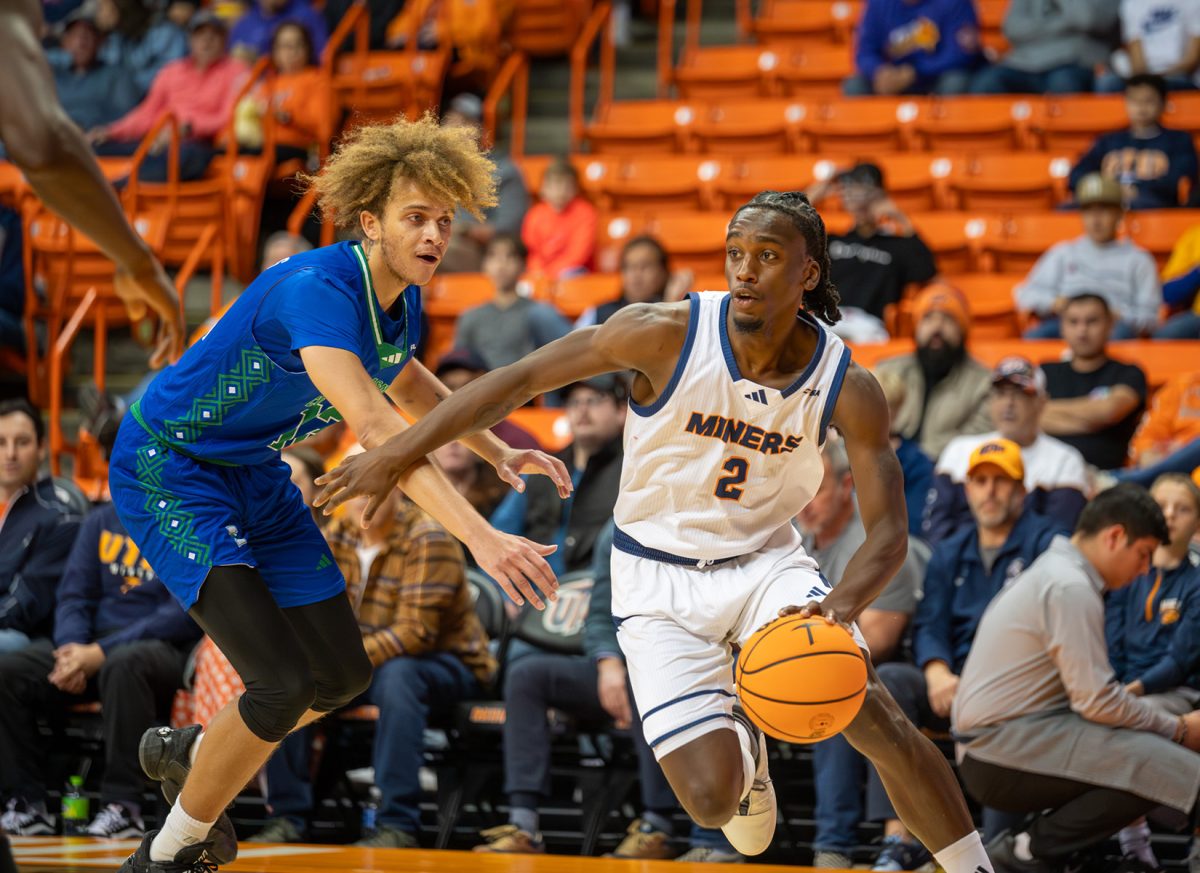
[1117,0,1200,82]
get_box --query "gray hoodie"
[1001,0,1120,72]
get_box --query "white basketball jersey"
[613,291,851,562]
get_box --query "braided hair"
[732,190,841,325]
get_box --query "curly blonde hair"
[303,114,498,230]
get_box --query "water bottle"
[61,775,89,836]
[360,786,381,835]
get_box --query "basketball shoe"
[119,830,220,873]
[720,706,776,856]
[138,726,238,865]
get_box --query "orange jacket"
[521,196,597,278]
[249,67,331,151]
[1129,373,1200,465]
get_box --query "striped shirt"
[327,502,496,684]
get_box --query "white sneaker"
[85,803,145,839]
[719,707,776,856]
[1,798,56,836]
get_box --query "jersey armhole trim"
[817,345,853,447]
[629,293,700,418]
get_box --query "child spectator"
[845,0,983,96]
[521,158,597,278]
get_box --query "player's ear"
[359,209,381,243]
[803,255,820,291]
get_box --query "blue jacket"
[855,0,983,85]
[0,478,83,637]
[1069,128,1199,211]
[895,437,933,539]
[229,0,329,60]
[923,470,1086,545]
[53,62,141,132]
[1106,551,1200,694]
[52,503,199,652]
[913,509,1065,674]
[582,519,620,663]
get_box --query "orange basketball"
[736,615,867,743]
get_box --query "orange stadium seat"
[673,45,782,100]
[648,211,730,274]
[601,155,724,212]
[511,0,590,56]
[507,406,571,451]
[981,212,1082,274]
[423,273,496,319]
[693,99,810,155]
[585,100,697,155]
[803,97,922,154]
[976,0,1010,55]
[911,96,1036,152]
[908,212,987,274]
[554,273,623,317]
[1126,210,1200,269]
[593,211,652,273]
[950,152,1072,212]
[750,0,859,48]
[1035,95,1128,154]
[874,154,954,212]
[1165,91,1200,134]
[715,155,838,209]
[777,45,856,100]
[947,273,1021,339]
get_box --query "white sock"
[933,830,994,873]
[1012,831,1033,862]
[150,802,214,863]
[188,731,205,767]
[730,721,756,804]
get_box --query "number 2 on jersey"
[714,456,749,500]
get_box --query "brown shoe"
[605,819,673,859]
[472,824,545,853]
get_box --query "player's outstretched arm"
[385,356,572,498]
[0,1,183,366]
[804,364,909,625]
[315,301,686,518]
[301,345,559,609]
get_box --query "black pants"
[0,637,188,807]
[959,753,1157,860]
[501,653,676,814]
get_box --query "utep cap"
[967,438,1025,482]
[991,355,1046,396]
[565,372,630,404]
[1076,172,1123,208]
[835,162,884,189]
[913,283,970,333]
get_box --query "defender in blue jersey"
[110,117,570,873]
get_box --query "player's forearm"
[394,456,492,546]
[388,362,511,466]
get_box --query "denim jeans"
[970,63,1094,94]
[1114,438,1200,487]
[93,138,216,183]
[0,629,30,654]
[812,731,868,852]
[1155,311,1200,339]
[843,68,972,96]
[264,652,480,835]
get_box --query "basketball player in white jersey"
[314,191,995,873]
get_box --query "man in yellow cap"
[877,284,993,458]
[864,437,1066,867]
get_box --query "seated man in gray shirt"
[453,234,571,371]
[953,483,1200,873]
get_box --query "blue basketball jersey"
[132,241,421,466]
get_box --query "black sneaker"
[118,830,218,872]
[138,726,238,865]
[986,831,1057,873]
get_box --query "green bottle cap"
[69,775,83,786]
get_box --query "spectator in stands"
[1040,294,1148,471]
[845,0,983,96]
[1156,222,1200,339]
[522,158,598,279]
[1105,473,1200,870]
[490,375,626,578]
[233,21,330,163]
[454,234,571,370]
[51,4,141,133]
[969,0,1120,94]
[1120,371,1200,486]
[433,439,509,520]
[862,439,1065,870]
[1016,174,1161,338]
[1099,1,1200,92]
[439,94,531,273]
[1070,74,1199,210]
[260,230,311,270]
[875,368,934,539]
[953,485,1200,872]
[94,0,187,98]
[321,0,404,50]
[474,521,697,859]
[228,0,327,63]
[385,0,509,79]
[281,446,325,526]
[815,162,938,341]
[0,502,199,839]
[926,357,1089,544]
[0,400,82,654]
[434,348,540,451]
[0,206,23,355]
[875,285,992,459]
[575,235,692,328]
[252,467,493,847]
[88,12,250,182]
[798,436,929,869]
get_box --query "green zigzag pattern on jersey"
[134,442,211,565]
[160,348,273,445]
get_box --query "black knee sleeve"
[237,667,316,743]
[311,643,373,713]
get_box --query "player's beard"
[378,229,416,288]
[732,314,765,334]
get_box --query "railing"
[569,2,615,152]
[484,52,530,158]
[47,287,98,476]
[657,0,676,97]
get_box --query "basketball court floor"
[10,836,853,872]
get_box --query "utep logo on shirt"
[887,17,940,57]
[684,412,805,456]
[1160,597,1182,626]
[98,530,156,594]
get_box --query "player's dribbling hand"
[759,601,851,635]
[469,528,559,611]
[314,448,408,525]
[494,448,573,498]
